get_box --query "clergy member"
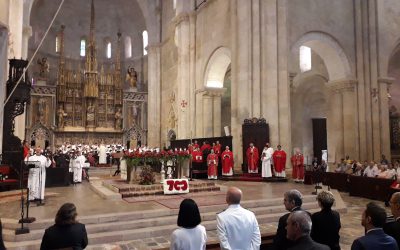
[246,143,259,173]
[272,145,287,177]
[221,146,234,176]
[291,148,304,183]
[207,149,218,180]
[73,151,86,183]
[26,147,51,202]
[213,141,222,156]
[98,142,107,164]
[261,143,274,178]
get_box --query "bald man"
[216,187,261,250]
[26,147,51,202]
[384,192,400,246]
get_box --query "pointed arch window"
[299,46,312,72]
[125,36,132,58]
[106,41,112,59]
[142,30,148,56]
[80,39,86,57]
[56,34,61,53]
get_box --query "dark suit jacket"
[384,217,400,248]
[287,235,330,250]
[273,207,310,250]
[40,223,88,250]
[351,228,398,250]
[311,208,341,250]
[0,220,5,250]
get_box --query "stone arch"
[204,47,231,88]
[291,31,352,81]
[124,124,146,148]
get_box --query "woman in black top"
[40,203,88,250]
[311,191,341,250]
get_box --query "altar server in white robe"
[99,143,107,164]
[26,147,51,201]
[261,143,274,178]
[73,151,86,183]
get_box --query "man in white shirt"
[363,161,379,178]
[26,147,51,202]
[216,187,261,250]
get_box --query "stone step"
[4,207,324,250]
[3,197,321,243]
[120,186,221,198]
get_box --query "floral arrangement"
[139,165,155,185]
[123,149,191,183]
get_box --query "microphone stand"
[16,161,35,235]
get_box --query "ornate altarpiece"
[25,1,147,148]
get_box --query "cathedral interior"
[1,0,400,169]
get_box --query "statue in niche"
[126,67,137,88]
[37,98,47,123]
[57,106,67,128]
[8,32,15,58]
[115,107,123,130]
[86,102,95,126]
[37,57,50,78]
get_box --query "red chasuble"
[213,144,222,156]
[207,153,218,177]
[221,150,234,174]
[192,150,203,163]
[291,153,304,179]
[246,146,259,173]
[273,150,287,172]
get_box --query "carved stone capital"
[326,78,357,93]
[378,77,395,86]
[196,87,227,97]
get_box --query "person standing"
[170,199,207,250]
[26,147,51,203]
[311,191,341,250]
[273,189,309,250]
[286,211,329,250]
[261,143,274,178]
[23,139,30,160]
[221,146,234,176]
[207,149,218,180]
[98,142,107,164]
[73,151,86,183]
[384,192,400,247]
[291,148,304,183]
[273,145,287,177]
[246,143,259,174]
[216,187,261,250]
[40,203,88,250]
[351,202,398,250]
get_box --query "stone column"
[326,79,357,163]
[147,45,161,147]
[174,12,191,139]
[378,77,394,161]
[202,95,213,137]
[213,95,222,137]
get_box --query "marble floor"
[0,173,391,250]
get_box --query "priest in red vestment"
[23,140,30,160]
[200,141,211,153]
[221,146,234,176]
[272,145,287,177]
[291,148,304,182]
[246,143,259,173]
[207,149,218,179]
[191,148,203,163]
[213,141,222,156]
[193,140,200,150]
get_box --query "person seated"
[377,165,390,179]
[311,191,341,250]
[40,203,88,250]
[387,164,397,180]
[335,159,349,173]
[353,162,364,176]
[170,199,207,250]
[363,161,380,178]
